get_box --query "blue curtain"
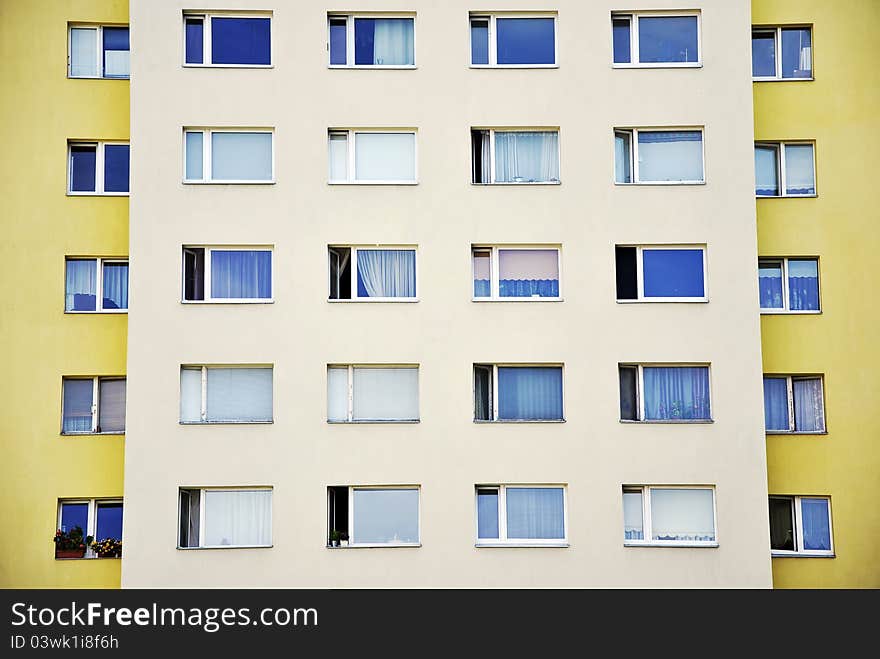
[758,263,784,309]
[801,498,830,550]
[211,251,271,299]
[497,367,563,420]
[496,18,555,65]
[212,17,271,65]
[643,367,710,420]
[473,279,491,297]
[356,250,416,298]
[495,131,559,183]
[477,491,499,539]
[793,378,824,431]
[763,377,790,430]
[185,18,204,64]
[789,276,819,310]
[65,260,96,311]
[499,279,559,297]
[506,488,564,539]
[102,263,128,309]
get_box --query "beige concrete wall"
[124,0,771,587]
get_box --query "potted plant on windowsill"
[54,526,92,559]
[90,538,122,558]
[329,529,341,547]
[339,532,349,547]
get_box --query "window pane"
[328,132,348,181]
[793,378,824,432]
[801,498,831,550]
[70,28,98,77]
[102,27,129,77]
[472,250,491,298]
[781,28,811,78]
[98,379,126,433]
[643,367,711,420]
[70,145,97,192]
[752,31,776,77]
[650,488,715,542]
[494,131,559,183]
[355,249,416,298]
[612,19,631,64]
[497,367,563,421]
[755,145,780,196]
[763,376,790,431]
[63,379,94,432]
[477,489,499,539]
[784,144,815,195]
[354,132,416,181]
[329,18,347,65]
[206,367,273,422]
[769,497,795,550]
[496,17,555,65]
[185,132,204,180]
[498,249,559,298]
[623,490,644,540]
[204,490,272,546]
[211,17,271,65]
[618,366,638,421]
[102,262,128,309]
[65,259,97,311]
[95,502,123,541]
[352,367,419,421]
[354,18,414,65]
[637,130,703,182]
[615,132,632,183]
[104,144,130,193]
[60,502,89,535]
[470,18,489,65]
[210,250,272,299]
[211,132,272,181]
[506,488,564,539]
[185,18,204,64]
[758,260,784,309]
[474,366,492,421]
[788,259,819,311]
[642,249,704,298]
[327,367,349,422]
[615,246,637,300]
[180,367,202,422]
[179,490,201,547]
[638,16,698,63]
[353,489,419,544]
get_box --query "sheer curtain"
[758,262,784,308]
[801,498,830,550]
[477,490,499,539]
[784,145,815,195]
[788,259,819,311]
[793,378,824,431]
[497,367,563,420]
[650,489,715,542]
[102,262,128,309]
[372,19,414,65]
[204,490,272,546]
[495,131,559,183]
[356,249,416,298]
[763,377,790,430]
[623,491,644,540]
[643,367,710,420]
[211,250,271,299]
[506,488,564,539]
[66,260,97,311]
[755,146,779,195]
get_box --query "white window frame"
[68,24,129,79]
[61,376,126,435]
[57,498,124,558]
[472,128,561,185]
[619,363,713,423]
[181,245,274,304]
[327,245,419,302]
[754,141,817,197]
[770,495,834,557]
[614,127,705,185]
[177,487,273,549]
[181,12,273,68]
[182,128,275,184]
[468,13,559,68]
[616,244,708,303]
[611,11,702,68]
[65,257,129,313]
[758,256,821,314]
[332,485,421,548]
[473,363,565,423]
[327,13,417,68]
[327,129,418,185]
[471,245,562,301]
[474,484,568,547]
[179,365,274,425]
[623,486,718,547]
[327,364,420,423]
[764,374,826,434]
[751,26,814,82]
[67,141,130,196]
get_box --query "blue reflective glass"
[70,146,96,192]
[801,498,830,550]
[763,377,790,431]
[781,28,811,78]
[329,20,347,64]
[471,20,489,64]
[758,262,784,309]
[752,31,776,76]
[787,260,819,311]
[104,144,129,193]
[477,490,499,539]
[642,249,704,298]
[613,19,631,63]
[185,19,204,64]
[638,16,698,63]
[643,367,711,420]
[211,17,271,65]
[103,27,129,50]
[211,251,272,299]
[60,503,89,535]
[96,503,123,540]
[496,18,555,65]
[506,488,564,539]
[497,367,563,421]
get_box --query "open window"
[328,246,417,300]
[615,245,706,301]
[619,364,711,422]
[178,488,272,548]
[327,486,420,547]
[623,486,717,546]
[614,128,704,184]
[472,246,560,300]
[184,13,272,66]
[182,246,272,302]
[474,364,563,422]
[471,129,560,184]
[769,495,832,556]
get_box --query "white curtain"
[327,367,349,421]
[211,132,272,181]
[204,490,272,546]
[495,131,559,183]
[65,259,96,311]
[70,28,98,76]
[206,367,273,422]
[623,491,644,540]
[180,367,203,422]
[356,249,416,298]
[352,367,419,421]
[650,489,715,542]
[354,133,415,181]
[328,133,348,181]
[754,146,779,195]
[98,379,126,432]
[102,262,128,309]
[372,19,414,65]
[793,378,824,431]
[784,144,815,194]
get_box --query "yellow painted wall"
[0,0,128,588]
[753,0,880,587]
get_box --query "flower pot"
[55,548,86,559]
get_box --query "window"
[615,128,704,184]
[476,485,566,545]
[327,486,419,547]
[57,499,123,557]
[474,365,563,422]
[469,14,557,66]
[615,245,706,301]
[65,258,129,312]
[178,488,272,548]
[327,366,419,422]
[328,246,417,301]
[68,142,129,194]
[472,246,560,300]
[62,377,126,434]
[619,364,711,422]
[763,375,825,433]
[184,13,271,66]
[754,142,816,197]
[180,366,273,423]
[69,25,130,78]
[328,130,417,183]
[758,258,820,312]
[752,27,812,80]
[769,496,832,556]
[623,487,716,545]
[328,14,415,67]
[182,247,272,302]
[184,129,273,183]
[471,129,560,184]
[612,12,700,66]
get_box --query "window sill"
[328,65,417,70]
[612,62,702,69]
[771,551,834,558]
[182,64,274,69]
[753,77,813,83]
[475,542,569,548]
[66,192,130,196]
[327,420,420,424]
[327,543,421,549]
[760,310,821,315]
[616,298,708,304]
[469,64,559,69]
[756,194,818,199]
[328,298,419,303]
[625,542,719,548]
[472,297,563,302]
[183,180,276,185]
[60,432,125,436]
[179,421,273,425]
[328,181,418,186]
[55,555,122,560]
[619,419,713,424]
[615,181,706,186]
[766,430,828,436]
[65,310,129,314]
[181,299,274,305]
[67,75,129,81]
[177,545,273,550]
[471,181,561,186]
[474,419,565,424]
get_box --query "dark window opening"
[328,486,349,545]
[615,246,638,300]
[619,365,638,420]
[471,130,489,184]
[329,247,352,300]
[183,248,205,301]
[769,497,796,551]
[179,489,200,548]
[474,365,493,421]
